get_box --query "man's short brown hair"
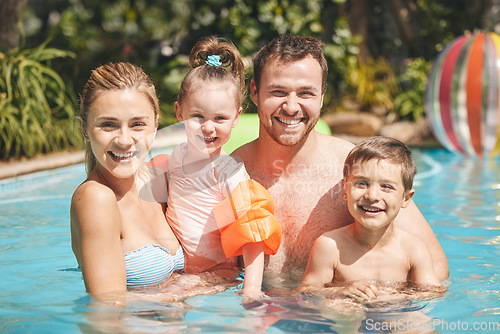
[253,35,328,94]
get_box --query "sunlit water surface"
[0,148,499,333]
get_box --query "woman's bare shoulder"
[71,180,118,222]
[72,180,116,205]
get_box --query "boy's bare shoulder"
[394,227,429,253]
[310,232,340,262]
[323,223,352,236]
[320,224,353,245]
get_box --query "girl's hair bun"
[189,36,245,88]
[177,36,246,104]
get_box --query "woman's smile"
[108,150,138,162]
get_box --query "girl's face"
[175,81,242,157]
[85,89,157,179]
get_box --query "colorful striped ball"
[425,32,500,157]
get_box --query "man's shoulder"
[306,133,354,166]
[231,139,257,161]
[316,132,354,152]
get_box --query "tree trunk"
[484,0,500,34]
[0,0,27,50]
[347,0,371,62]
[387,0,421,56]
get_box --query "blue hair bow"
[206,55,222,67]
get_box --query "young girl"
[151,36,281,299]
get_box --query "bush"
[0,41,81,159]
[394,58,432,121]
[344,57,398,112]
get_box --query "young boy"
[302,136,441,298]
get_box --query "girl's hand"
[241,242,265,304]
[239,287,267,304]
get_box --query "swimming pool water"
[0,149,499,333]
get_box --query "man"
[232,35,449,282]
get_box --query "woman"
[70,62,184,303]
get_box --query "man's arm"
[409,237,442,286]
[396,200,449,281]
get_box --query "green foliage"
[416,0,488,57]
[6,0,486,160]
[322,17,362,106]
[366,0,488,63]
[343,56,431,122]
[23,0,353,125]
[394,58,432,121]
[0,41,81,159]
[345,57,398,111]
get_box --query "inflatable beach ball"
[425,32,500,158]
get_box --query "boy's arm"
[302,235,337,286]
[409,237,442,286]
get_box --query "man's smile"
[275,116,306,126]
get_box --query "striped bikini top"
[124,244,185,289]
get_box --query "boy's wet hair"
[343,136,417,192]
[253,34,328,94]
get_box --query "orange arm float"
[214,180,282,258]
[146,154,169,171]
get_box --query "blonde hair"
[177,36,246,106]
[79,62,159,176]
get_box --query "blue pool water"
[0,148,499,333]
